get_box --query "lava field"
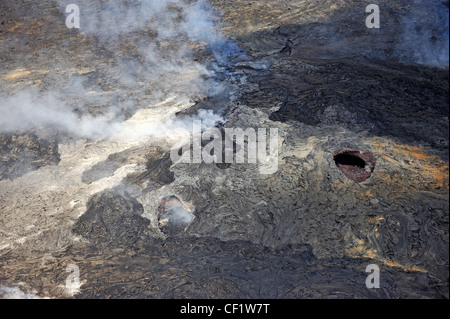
[0,0,448,299]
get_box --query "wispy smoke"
[0,92,121,138]
[0,91,223,139]
[168,206,195,225]
[398,0,449,68]
[0,286,41,299]
[0,0,234,139]
[57,0,233,97]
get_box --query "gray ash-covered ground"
[0,0,449,299]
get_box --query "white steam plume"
[0,0,237,139]
[398,0,449,68]
[0,286,42,299]
[0,91,223,140]
[0,92,121,138]
[169,206,195,225]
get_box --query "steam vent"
[0,0,449,301]
[158,196,194,235]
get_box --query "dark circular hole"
[333,149,376,183]
[333,152,366,169]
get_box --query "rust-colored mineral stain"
[333,148,376,183]
[2,69,31,80]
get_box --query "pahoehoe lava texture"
[0,0,449,299]
[0,132,60,181]
[73,190,150,249]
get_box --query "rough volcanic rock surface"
[0,132,60,181]
[0,0,448,299]
[72,190,150,249]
